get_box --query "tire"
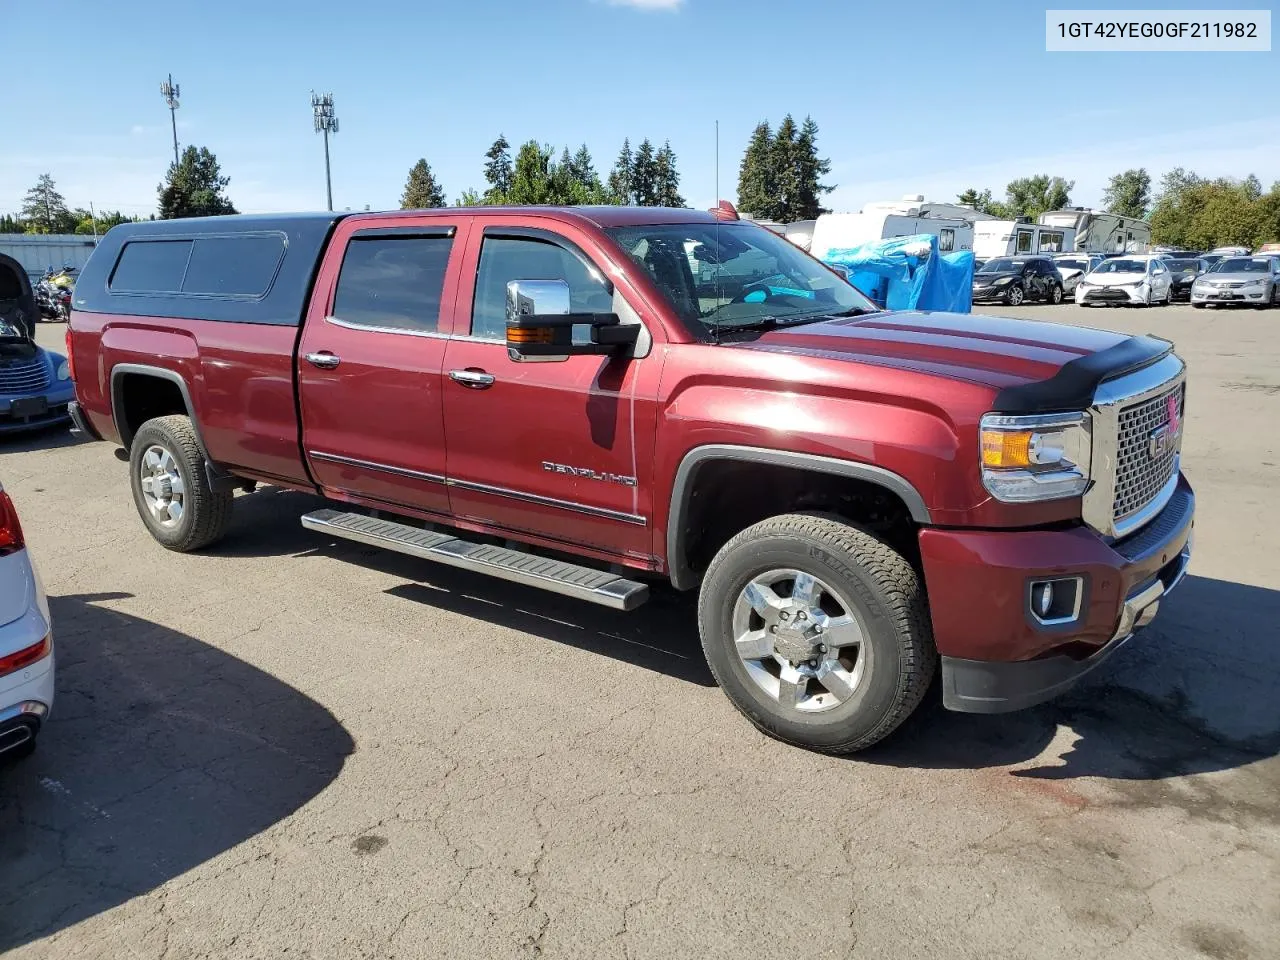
[1192,302,1205,309]
[697,513,936,754]
[129,415,233,552]
[1050,283,1064,305]
[1005,284,1025,306]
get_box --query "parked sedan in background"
[1050,253,1103,295]
[1165,258,1208,301]
[1075,254,1174,306]
[971,256,1064,305]
[0,481,53,762]
[1191,256,1280,308]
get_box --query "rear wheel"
[129,415,233,552]
[1050,283,1064,305]
[697,514,936,754]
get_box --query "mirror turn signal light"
[507,326,555,344]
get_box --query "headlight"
[1243,279,1266,288]
[993,276,1014,285]
[56,360,70,381]
[979,412,1092,502]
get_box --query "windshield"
[1054,259,1089,271]
[605,222,876,332]
[1165,259,1200,273]
[1093,259,1146,274]
[978,258,1023,273]
[1210,257,1271,273]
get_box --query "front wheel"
[129,415,233,552]
[697,514,937,754]
[1005,284,1025,306]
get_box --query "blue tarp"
[823,234,974,313]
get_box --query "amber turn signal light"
[507,326,554,344]
[980,429,1033,469]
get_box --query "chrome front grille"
[0,358,49,394]
[1113,385,1183,522]
[1081,352,1186,540]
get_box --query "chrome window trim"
[323,315,454,340]
[1082,353,1185,539]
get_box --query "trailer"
[972,221,1076,260]
[810,211,973,261]
[1038,209,1151,254]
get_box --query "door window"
[331,234,454,333]
[1015,232,1033,254]
[470,235,612,341]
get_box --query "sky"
[3,0,1277,219]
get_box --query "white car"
[1075,254,1175,307]
[1050,253,1103,295]
[0,481,54,761]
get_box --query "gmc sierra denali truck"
[65,205,1194,753]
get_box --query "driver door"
[440,221,663,565]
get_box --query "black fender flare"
[665,444,932,591]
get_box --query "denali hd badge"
[542,461,637,486]
[1148,394,1182,459]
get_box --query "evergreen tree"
[0,214,27,234]
[483,134,513,203]
[771,115,800,219]
[737,122,778,221]
[653,141,685,207]
[507,141,554,205]
[158,146,237,219]
[631,139,658,206]
[400,158,446,209]
[1102,168,1152,219]
[21,174,73,233]
[456,188,483,207]
[792,116,833,220]
[607,139,634,204]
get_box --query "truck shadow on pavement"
[0,424,85,454]
[865,575,1280,782]
[209,488,715,687]
[0,593,354,954]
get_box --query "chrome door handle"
[305,352,341,370]
[449,369,496,388]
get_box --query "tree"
[71,208,135,235]
[507,141,554,205]
[566,144,607,203]
[0,215,27,234]
[770,115,800,219]
[1001,175,1073,220]
[1148,168,1280,248]
[455,188,484,207]
[483,135,513,203]
[653,142,685,207]
[631,139,658,206]
[21,174,73,233]
[791,116,833,220]
[737,121,778,221]
[401,158,446,209]
[608,139,634,204]
[1102,168,1152,219]
[158,146,237,219]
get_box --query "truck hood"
[728,311,1131,394]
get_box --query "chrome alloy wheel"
[731,569,867,713]
[139,444,185,528]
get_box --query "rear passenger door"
[297,216,468,518]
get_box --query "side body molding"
[665,444,932,590]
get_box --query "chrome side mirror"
[505,278,636,363]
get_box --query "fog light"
[1028,577,1083,626]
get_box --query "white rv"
[810,211,974,261]
[972,221,1077,260]
[1038,209,1152,254]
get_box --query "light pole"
[311,92,339,212]
[160,74,180,168]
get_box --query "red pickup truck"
[66,205,1194,753]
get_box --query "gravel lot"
[2,304,1277,960]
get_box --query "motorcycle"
[34,268,74,322]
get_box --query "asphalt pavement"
[1,304,1277,959]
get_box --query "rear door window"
[331,234,455,333]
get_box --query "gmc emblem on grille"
[1148,395,1182,459]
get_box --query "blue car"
[0,254,74,435]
